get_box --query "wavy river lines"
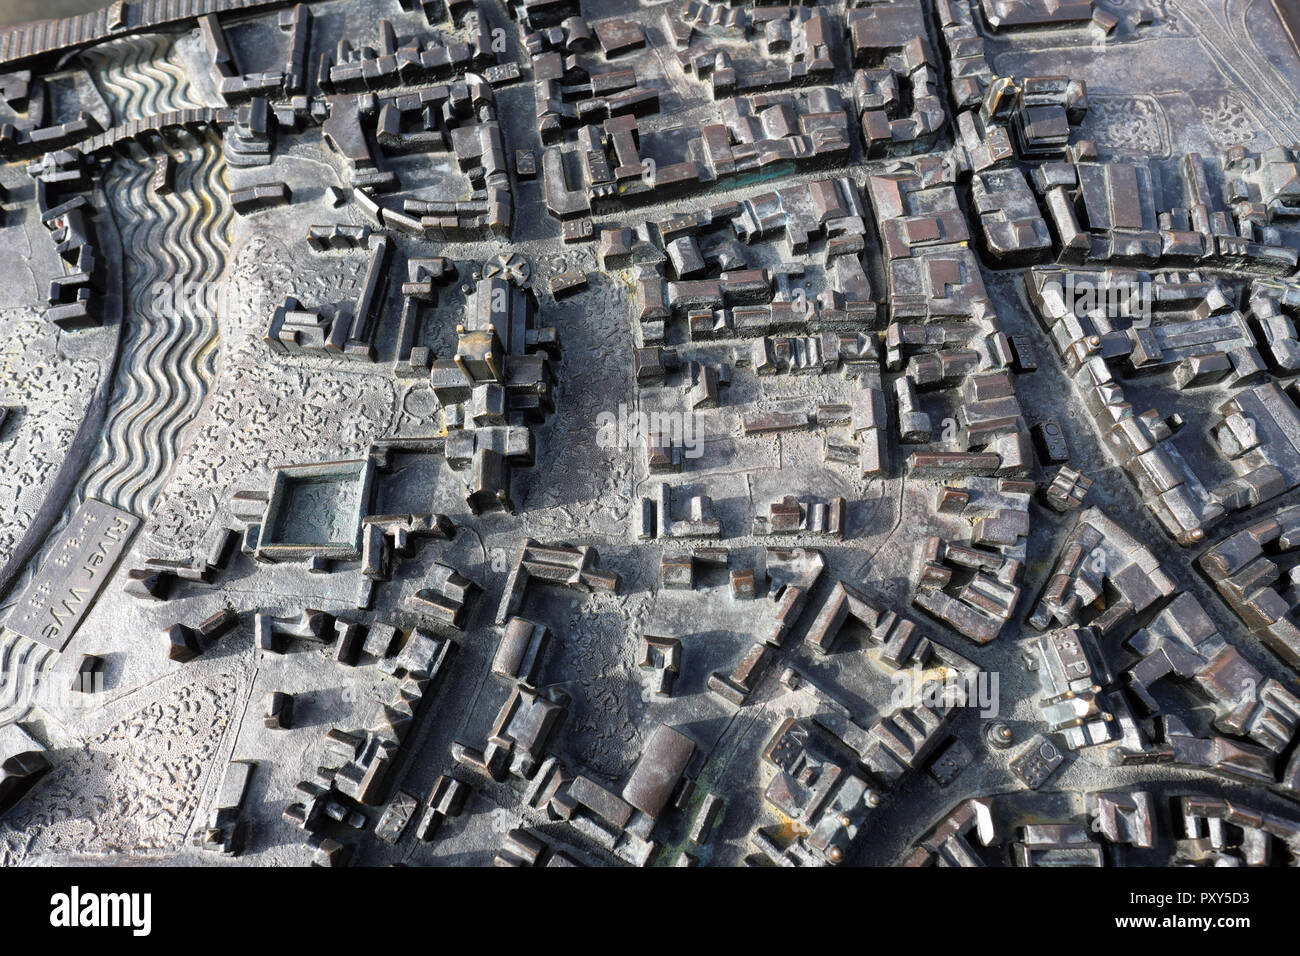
[0,36,227,724]
[81,33,206,123]
[85,135,231,516]
[0,139,232,723]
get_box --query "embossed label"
[8,500,140,650]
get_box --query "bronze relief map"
[0,0,1298,894]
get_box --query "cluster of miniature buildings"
[2,0,1300,868]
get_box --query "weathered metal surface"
[6,500,138,649]
[0,0,1298,869]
